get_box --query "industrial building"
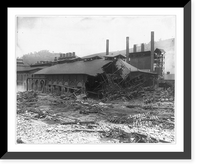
[31,56,157,97]
[16,52,76,91]
[17,31,172,95]
[125,32,166,76]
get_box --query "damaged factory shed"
[29,55,158,99]
[17,28,175,144]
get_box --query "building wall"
[17,72,34,92]
[31,74,87,95]
[17,69,40,92]
[129,55,151,70]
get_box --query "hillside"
[22,50,59,65]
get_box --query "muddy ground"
[17,90,175,144]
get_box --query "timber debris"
[17,84,175,144]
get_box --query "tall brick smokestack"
[106,39,109,55]
[134,44,137,53]
[141,43,144,52]
[126,37,129,63]
[151,31,154,72]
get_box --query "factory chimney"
[106,39,109,55]
[150,31,154,72]
[141,43,144,52]
[133,44,137,53]
[126,37,129,63]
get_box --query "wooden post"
[26,78,28,91]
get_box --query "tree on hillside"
[22,50,59,65]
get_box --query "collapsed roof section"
[104,59,157,79]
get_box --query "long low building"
[32,58,112,94]
[30,56,158,96]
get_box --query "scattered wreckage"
[17,55,174,144]
[17,81,175,144]
[28,58,158,99]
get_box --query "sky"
[16,16,175,57]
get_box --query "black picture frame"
[2,2,191,159]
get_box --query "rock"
[46,128,53,132]
[76,94,87,101]
[99,102,105,106]
[17,138,25,144]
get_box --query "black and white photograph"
[16,15,176,144]
[2,3,192,160]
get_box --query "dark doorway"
[35,80,38,91]
[40,80,44,92]
[85,74,105,99]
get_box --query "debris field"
[17,87,175,144]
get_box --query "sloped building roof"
[104,54,126,58]
[116,59,138,72]
[115,59,157,79]
[34,58,157,77]
[81,55,102,59]
[34,59,112,76]
[17,66,48,72]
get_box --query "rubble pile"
[16,89,175,144]
[59,93,76,100]
[17,91,38,102]
[101,82,174,103]
[102,84,145,102]
[101,127,165,143]
[76,101,107,115]
[142,87,174,104]
[107,112,174,130]
[17,91,38,114]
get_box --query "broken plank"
[133,132,171,143]
[70,129,105,133]
[61,121,96,125]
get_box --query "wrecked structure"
[28,56,157,98]
[22,31,167,96]
[16,32,175,144]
